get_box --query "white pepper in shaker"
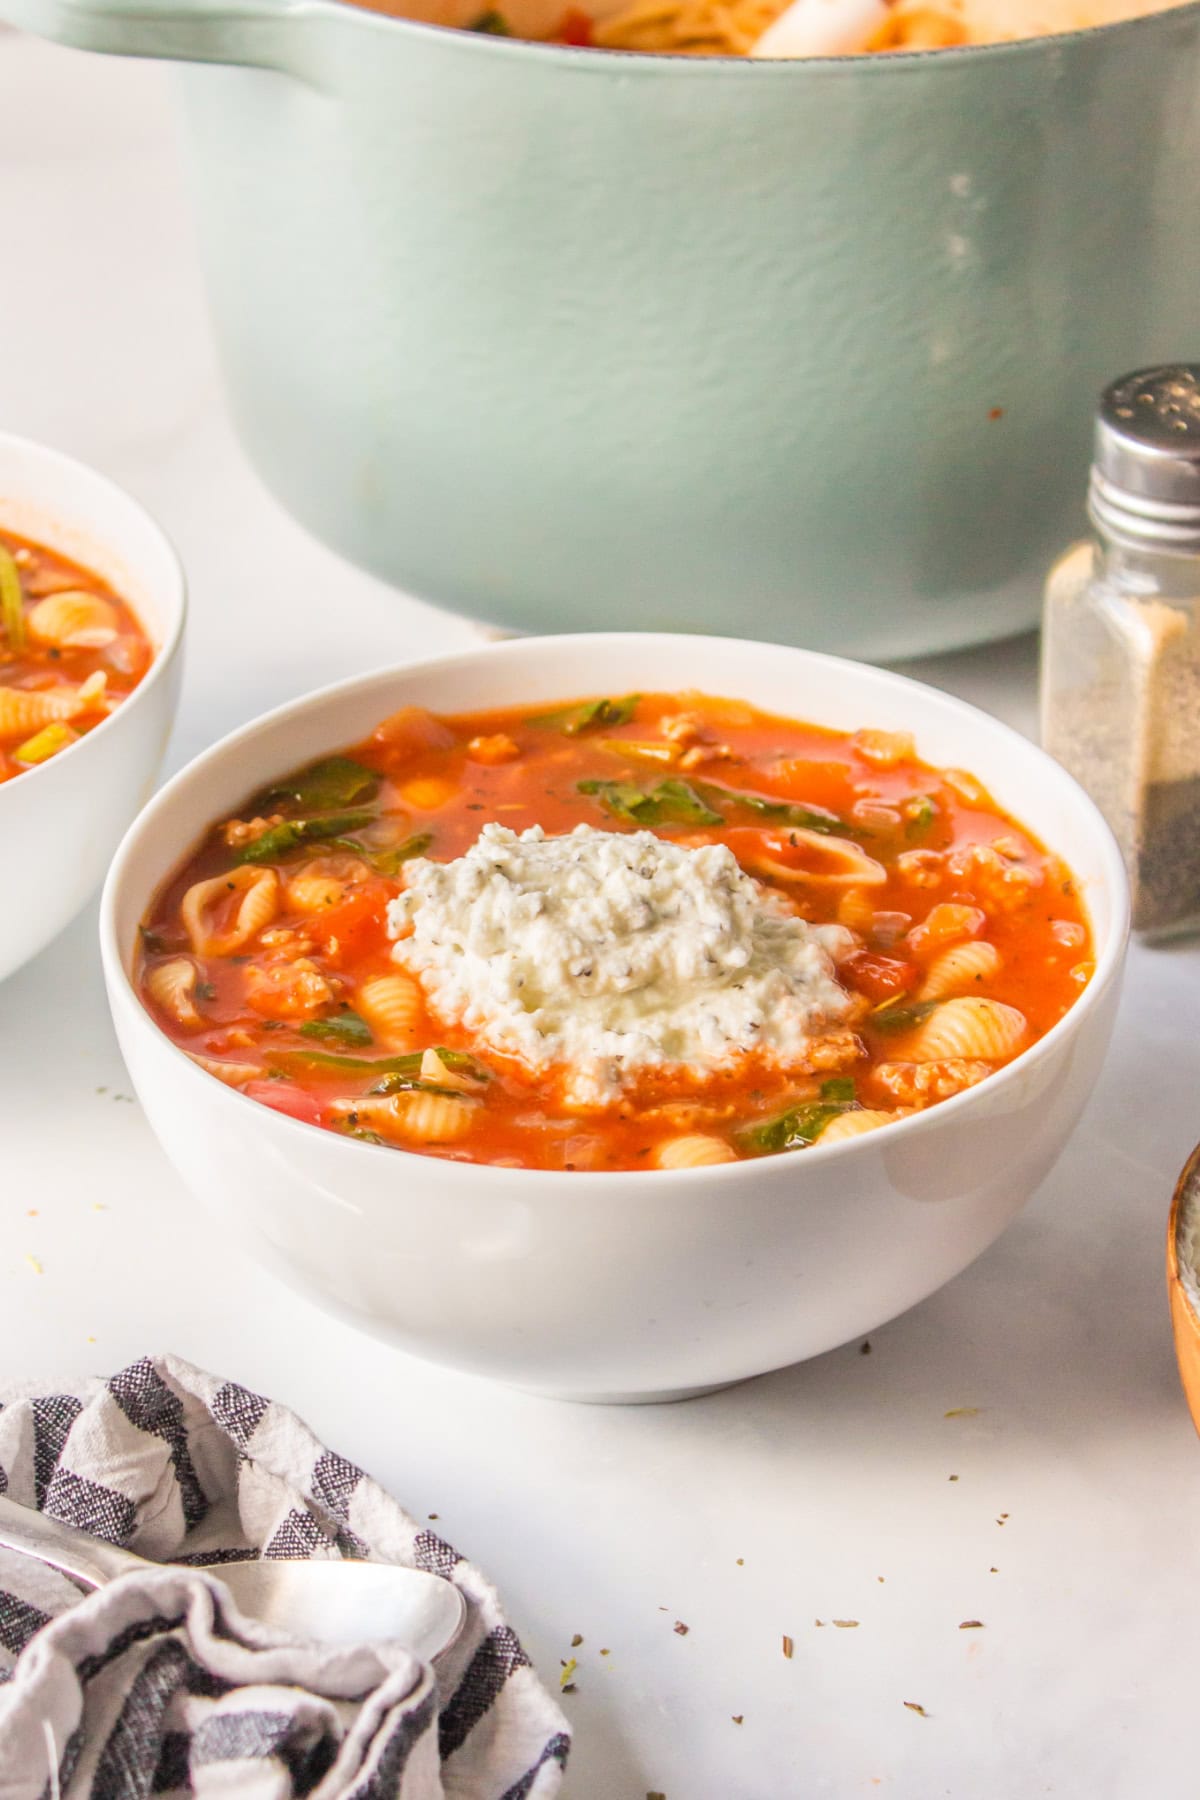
[1042,365,1200,936]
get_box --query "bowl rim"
[1168,1142,1200,1322]
[100,630,1131,1186]
[307,0,1200,75]
[0,430,187,800]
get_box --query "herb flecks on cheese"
[386,823,855,1106]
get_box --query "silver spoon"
[0,1494,465,1660]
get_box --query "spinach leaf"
[236,811,376,864]
[355,832,432,876]
[372,1046,491,1086]
[432,1046,493,1081]
[576,779,647,821]
[336,1121,388,1147]
[298,830,432,876]
[262,756,379,813]
[298,1011,373,1048]
[577,777,722,827]
[819,1076,856,1105]
[270,1049,425,1077]
[531,695,640,736]
[743,1105,830,1154]
[737,1079,857,1155]
[366,1042,493,1095]
[469,7,512,30]
[737,1103,841,1155]
[270,1044,488,1080]
[869,999,939,1033]
[693,780,849,837]
[368,1075,466,1098]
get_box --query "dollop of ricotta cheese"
[387,822,856,1107]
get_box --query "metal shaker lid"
[1090,366,1200,550]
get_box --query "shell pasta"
[901,995,1027,1063]
[916,939,1002,1001]
[355,974,424,1050]
[181,867,279,956]
[136,690,1092,1171]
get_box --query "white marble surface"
[2,32,1198,1800]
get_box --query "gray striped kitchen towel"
[0,1354,569,1798]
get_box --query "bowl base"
[518,1378,747,1406]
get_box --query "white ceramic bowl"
[100,634,1129,1403]
[0,434,185,982]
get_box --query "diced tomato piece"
[768,758,858,816]
[243,1080,325,1127]
[841,949,918,1003]
[305,883,390,963]
[559,6,592,42]
[370,705,455,759]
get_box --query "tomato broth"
[137,692,1092,1171]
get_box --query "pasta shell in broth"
[397,1091,478,1144]
[655,1134,737,1169]
[0,673,106,738]
[420,1048,480,1094]
[750,830,887,891]
[916,941,1002,1002]
[27,591,118,648]
[181,867,279,957]
[285,855,371,914]
[188,1053,262,1088]
[338,1091,477,1145]
[356,973,422,1050]
[905,997,1027,1064]
[818,1109,900,1144]
[146,957,203,1029]
[837,886,878,934]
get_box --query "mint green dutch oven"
[7,0,1200,656]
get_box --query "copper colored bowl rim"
[1167,1142,1200,1305]
[1167,1143,1200,1442]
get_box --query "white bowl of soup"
[0,434,185,983]
[100,634,1128,1401]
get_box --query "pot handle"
[0,0,314,73]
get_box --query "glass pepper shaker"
[1041,365,1200,937]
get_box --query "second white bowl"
[0,433,185,983]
